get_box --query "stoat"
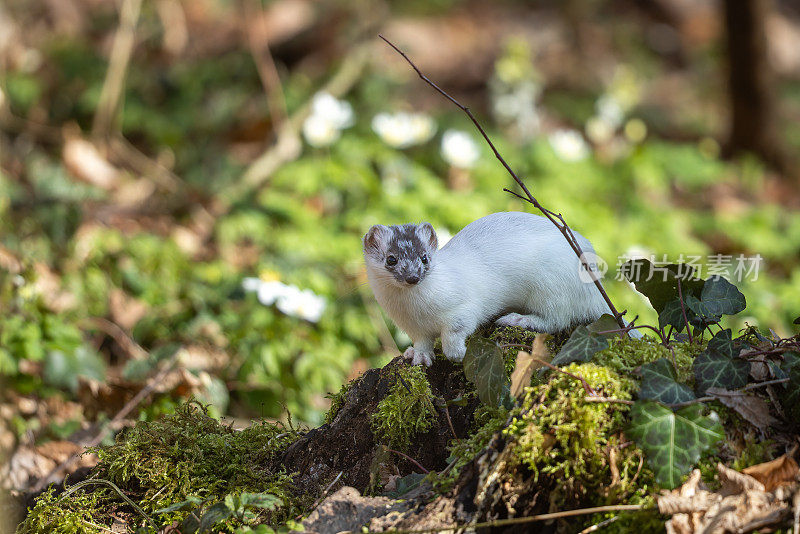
[363,211,608,366]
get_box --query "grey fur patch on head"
[364,222,438,286]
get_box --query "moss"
[370,365,436,451]
[594,337,699,383]
[504,363,650,506]
[86,402,300,520]
[17,486,112,534]
[323,378,355,425]
[429,405,509,492]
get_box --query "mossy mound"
[17,402,307,533]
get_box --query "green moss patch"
[370,365,437,451]
[18,402,308,533]
[504,363,652,505]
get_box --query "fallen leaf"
[658,463,795,534]
[742,449,800,492]
[63,137,120,190]
[510,335,551,398]
[706,387,779,430]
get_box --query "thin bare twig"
[676,278,694,344]
[242,0,288,128]
[380,35,627,331]
[226,43,370,208]
[30,352,180,492]
[93,0,142,138]
[300,470,343,518]
[579,515,620,533]
[668,377,790,409]
[83,317,148,360]
[356,504,646,534]
[435,397,459,440]
[62,479,157,529]
[499,343,596,395]
[384,448,430,474]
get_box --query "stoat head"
[363,222,438,288]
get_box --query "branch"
[30,351,180,492]
[379,35,627,331]
[224,43,371,210]
[357,504,646,533]
[93,0,142,138]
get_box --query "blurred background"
[1,0,800,496]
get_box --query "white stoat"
[363,211,609,367]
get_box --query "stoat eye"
[386,255,398,266]
[420,254,428,264]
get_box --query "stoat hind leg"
[495,312,556,333]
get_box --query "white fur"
[364,212,609,366]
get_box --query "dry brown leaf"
[660,462,798,534]
[509,334,551,398]
[705,387,779,430]
[742,450,800,492]
[63,137,120,190]
[109,288,148,331]
[717,462,765,494]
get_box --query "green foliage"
[156,492,283,534]
[638,359,695,404]
[463,337,508,406]
[370,366,437,451]
[505,363,641,501]
[692,349,749,394]
[551,325,609,366]
[16,486,112,534]
[593,337,698,382]
[322,379,355,424]
[89,402,301,521]
[627,401,724,489]
[431,405,509,492]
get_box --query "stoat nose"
[405,275,420,285]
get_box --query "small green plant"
[370,365,437,451]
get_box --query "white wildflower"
[310,92,354,130]
[256,281,288,306]
[585,116,615,145]
[242,276,326,323]
[276,287,326,323]
[302,114,341,147]
[441,130,480,169]
[548,129,590,162]
[371,111,436,148]
[302,92,354,147]
[595,94,624,129]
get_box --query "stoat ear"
[364,225,388,252]
[417,222,438,251]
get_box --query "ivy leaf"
[639,359,695,404]
[693,350,749,394]
[700,276,746,317]
[685,295,721,326]
[239,493,282,510]
[586,314,623,338]
[198,502,232,533]
[384,472,426,498]
[551,326,609,366]
[155,496,204,514]
[778,365,800,422]
[659,299,688,331]
[707,329,736,358]
[464,337,507,406]
[621,259,704,314]
[627,401,724,489]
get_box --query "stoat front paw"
[403,346,433,367]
